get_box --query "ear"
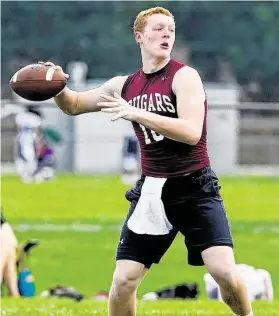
[134,32,143,46]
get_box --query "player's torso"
[121,59,209,177]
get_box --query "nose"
[163,32,170,39]
[162,27,171,38]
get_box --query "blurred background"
[1,0,279,311]
[2,0,279,175]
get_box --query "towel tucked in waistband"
[127,177,173,235]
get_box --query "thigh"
[186,195,233,248]
[117,178,178,268]
[0,223,18,259]
[202,246,236,274]
[117,200,178,268]
[0,224,18,286]
[202,246,238,289]
[163,167,233,266]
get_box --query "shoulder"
[124,69,142,82]
[102,75,129,96]
[174,65,201,81]
[120,69,142,94]
[172,66,203,95]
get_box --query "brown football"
[10,63,67,101]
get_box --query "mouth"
[160,42,169,50]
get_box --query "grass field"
[2,298,279,315]
[1,174,279,315]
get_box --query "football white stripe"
[45,67,55,81]
[12,71,19,83]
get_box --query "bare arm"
[55,75,128,115]
[133,66,206,145]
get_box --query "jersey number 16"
[139,124,164,144]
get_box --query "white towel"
[127,177,173,235]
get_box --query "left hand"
[97,92,140,121]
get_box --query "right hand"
[38,61,69,80]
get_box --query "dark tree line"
[2,1,279,101]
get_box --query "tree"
[2,1,279,101]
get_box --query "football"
[10,63,67,101]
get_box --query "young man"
[44,6,253,316]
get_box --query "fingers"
[98,92,129,121]
[38,61,56,68]
[113,92,122,99]
[100,94,118,101]
[39,61,56,67]
[111,112,125,121]
[101,106,126,121]
[97,101,119,107]
[101,105,131,121]
[100,92,123,101]
[38,61,69,79]
[101,106,124,113]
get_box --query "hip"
[125,165,222,206]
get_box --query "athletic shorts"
[116,166,233,268]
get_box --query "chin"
[154,51,170,59]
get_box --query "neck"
[142,55,171,74]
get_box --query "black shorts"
[116,166,233,268]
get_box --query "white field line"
[11,223,279,234]
[12,224,122,233]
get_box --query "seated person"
[14,106,56,183]
[1,208,38,297]
[204,263,274,302]
[0,211,19,297]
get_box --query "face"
[136,14,175,59]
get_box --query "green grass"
[2,175,279,222]
[1,175,279,315]
[2,298,279,315]
[2,221,278,298]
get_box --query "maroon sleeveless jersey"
[121,59,210,177]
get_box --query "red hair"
[134,7,174,33]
